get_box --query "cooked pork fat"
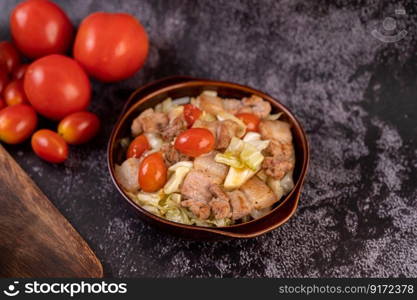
[193,151,228,184]
[240,176,276,209]
[115,158,140,192]
[259,120,292,144]
[228,190,253,220]
[223,99,243,114]
[199,94,224,115]
[180,170,213,203]
[239,95,271,119]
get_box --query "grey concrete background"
[1,0,416,277]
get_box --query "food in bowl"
[115,90,295,227]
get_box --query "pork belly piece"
[259,120,295,180]
[199,94,224,115]
[223,99,243,114]
[161,143,189,167]
[161,116,187,142]
[115,158,140,192]
[240,176,276,209]
[228,190,253,220]
[216,120,241,150]
[259,120,292,144]
[181,199,211,220]
[193,151,228,184]
[131,108,169,136]
[238,95,271,119]
[208,184,232,219]
[180,170,213,203]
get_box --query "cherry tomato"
[183,104,202,127]
[236,113,260,132]
[57,111,100,145]
[24,55,91,120]
[10,0,73,59]
[0,41,20,73]
[32,129,68,163]
[74,12,149,82]
[0,68,9,95]
[0,98,6,110]
[127,134,150,158]
[13,64,28,80]
[174,128,215,157]
[0,104,37,144]
[3,80,28,106]
[139,152,167,192]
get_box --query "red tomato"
[138,152,167,192]
[0,41,20,73]
[3,80,28,106]
[24,55,91,120]
[127,135,150,158]
[174,128,215,157]
[0,104,37,144]
[236,113,260,132]
[183,104,202,127]
[32,129,68,163]
[57,111,100,145]
[13,64,28,80]
[0,98,6,110]
[73,12,149,82]
[10,0,73,58]
[0,68,9,95]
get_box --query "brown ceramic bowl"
[108,76,309,239]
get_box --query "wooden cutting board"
[0,145,103,278]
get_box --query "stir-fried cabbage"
[201,90,217,97]
[240,143,264,170]
[267,112,283,120]
[144,133,163,151]
[172,97,190,106]
[214,153,244,169]
[199,111,217,122]
[223,167,259,190]
[127,191,232,227]
[243,132,270,151]
[163,161,193,194]
[267,171,295,201]
[215,135,269,189]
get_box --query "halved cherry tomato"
[31,129,68,163]
[10,0,73,58]
[0,68,9,95]
[127,134,150,158]
[13,64,28,80]
[236,113,260,132]
[3,80,28,106]
[174,128,215,157]
[183,104,202,127]
[0,104,37,144]
[0,41,20,73]
[24,54,91,120]
[138,152,167,192]
[58,111,100,145]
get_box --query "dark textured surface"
[1,0,417,277]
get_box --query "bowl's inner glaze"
[109,81,308,233]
